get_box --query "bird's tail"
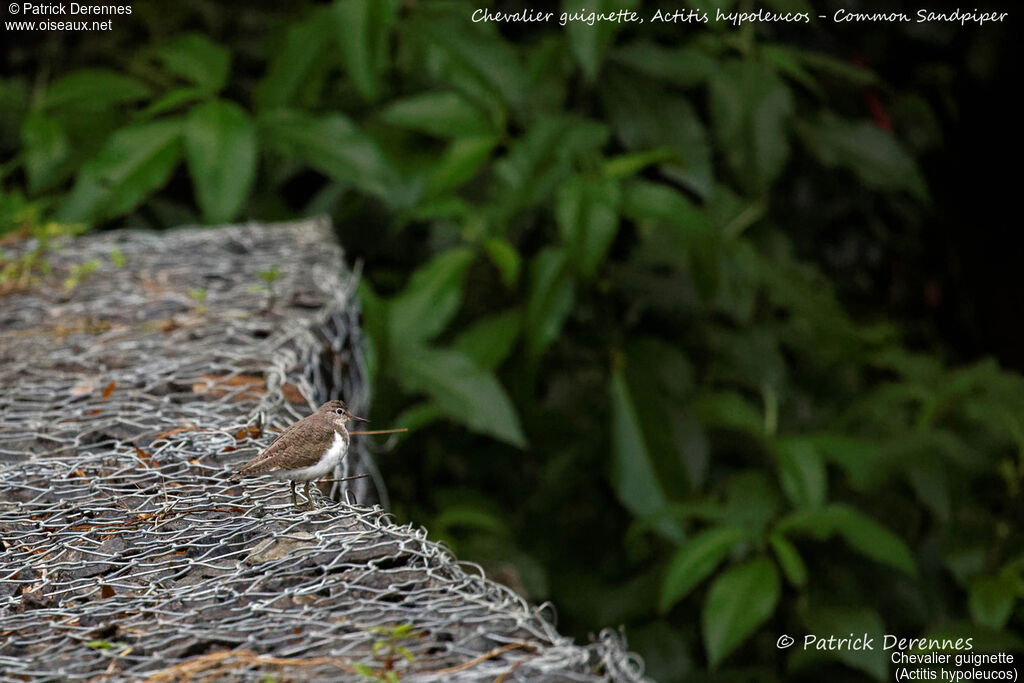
[232,458,268,479]
[229,463,253,481]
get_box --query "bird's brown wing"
[235,416,333,476]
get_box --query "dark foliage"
[2,2,1021,680]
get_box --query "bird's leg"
[290,481,298,508]
[304,481,315,510]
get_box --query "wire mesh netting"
[0,220,646,682]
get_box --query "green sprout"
[85,640,128,650]
[352,623,423,681]
[259,265,281,286]
[0,195,90,295]
[248,265,282,312]
[64,259,100,291]
[188,287,208,314]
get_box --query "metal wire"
[0,220,646,682]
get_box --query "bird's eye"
[335,408,344,415]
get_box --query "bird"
[232,399,366,508]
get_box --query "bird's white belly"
[270,431,348,482]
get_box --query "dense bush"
[2,2,1021,679]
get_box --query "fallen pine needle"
[143,649,357,682]
[432,642,534,675]
[320,474,370,484]
[142,642,534,682]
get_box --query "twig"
[431,642,534,675]
[103,646,134,676]
[66,504,244,532]
[143,648,357,682]
[320,474,370,484]
[348,428,408,436]
[495,659,525,682]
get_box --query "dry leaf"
[70,381,96,396]
[234,425,262,441]
[281,383,305,404]
[192,374,265,401]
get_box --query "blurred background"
[1,1,1021,680]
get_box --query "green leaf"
[622,179,707,236]
[807,434,886,492]
[906,460,951,523]
[57,119,183,223]
[601,148,680,180]
[394,345,526,448]
[659,527,747,613]
[620,338,705,494]
[414,16,526,113]
[602,72,712,198]
[259,110,400,201]
[556,175,621,280]
[563,0,637,81]
[794,606,887,680]
[136,87,207,121]
[256,11,332,109]
[702,557,780,667]
[692,391,763,436]
[184,100,256,223]
[777,504,916,575]
[392,401,444,434]
[452,309,521,370]
[493,116,608,220]
[380,91,493,139]
[21,112,70,193]
[709,60,794,194]
[968,575,1016,630]
[774,437,827,508]
[388,247,475,345]
[797,112,927,199]
[427,136,497,196]
[482,237,520,288]
[760,44,822,96]
[611,42,718,87]
[769,532,807,587]
[721,472,781,535]
[524,248,574,358]
[332,0,396,101]
[44,70,149,112]
[154,33,230,93]
[610,368,681,541]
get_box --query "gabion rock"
[0,220,646,682]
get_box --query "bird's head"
[319,399,367,428]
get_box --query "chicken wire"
[0,220,646,682]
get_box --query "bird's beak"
[350,414,368,423]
